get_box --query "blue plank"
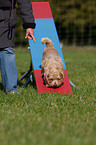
[29,18,66,70]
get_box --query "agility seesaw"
[19,2,72,95]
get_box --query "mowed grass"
[0,46,96,145]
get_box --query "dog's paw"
[46,84,50,87]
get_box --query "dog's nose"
[54,82,57,87]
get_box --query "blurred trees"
[15,0,96,46]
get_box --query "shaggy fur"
[41,37,64,87]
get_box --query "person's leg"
[0,47,17,93]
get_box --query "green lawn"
[0,46,96,145]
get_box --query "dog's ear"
[60,71,65,79]
[44,73,49,80]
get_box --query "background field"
[0,46,96,145]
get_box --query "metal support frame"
[18,64,34,88]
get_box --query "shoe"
[7,91,18,94]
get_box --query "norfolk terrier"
[41,37,64,87]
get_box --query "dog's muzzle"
[54,82,57,87]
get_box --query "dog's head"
[44,63,64,88]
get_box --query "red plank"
[32,2,53,19]
[34,69,72,95]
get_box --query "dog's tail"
[41,37,53,47]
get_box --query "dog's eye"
[57,78,60,80]
[49,78,53,82]
[50,79,53,81]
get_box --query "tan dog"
[41,37,64,88]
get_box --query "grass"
[0,46,96,145]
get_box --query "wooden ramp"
[29,2,72,94]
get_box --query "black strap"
[7,0,14,40]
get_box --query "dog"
[41,37,64,88]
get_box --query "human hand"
[25,28,36,43]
